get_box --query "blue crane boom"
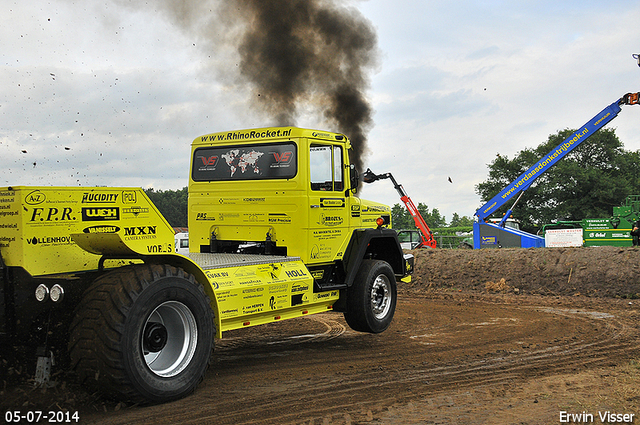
[473,92,639,249]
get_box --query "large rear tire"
[344,259,397,333]
[68,264,214,404]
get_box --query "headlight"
[50,284,65,302]
[35,284,49,302]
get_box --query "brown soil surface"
[2,246,640,424]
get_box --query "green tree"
[417,203,447,228]
[144,187,188,227]
[391,202,447,229]
[391,203,411,229]
[475,128,640,232]
[449,212,473,227]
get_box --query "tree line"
[390,203,473,231]
[144,187,188,228]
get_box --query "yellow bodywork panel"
[188,253,339,332]
[0,186,175,276]
[0,186,341,339]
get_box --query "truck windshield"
[191,142,297,181]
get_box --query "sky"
[2,0,640,223]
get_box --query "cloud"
[2,0,640,225]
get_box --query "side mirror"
[349,164,359,194]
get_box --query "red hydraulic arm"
[363,169,437,248]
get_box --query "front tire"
[68,264,214,404]
[344,260,397,333]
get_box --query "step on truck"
[0,127,413,404]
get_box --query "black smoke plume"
[131,0,378,172]
[214,0,378,173]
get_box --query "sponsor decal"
[243,303,264,314]
[499,129,588,202]
[218,198,239,205]
[122,190,137,204]
[268,213,291,224]
[243,287,265,293]
[196,212,218,221]
[268,283,289,294]
[243,212,265,222]
[30,207,76,222]
[0,236,16,248]
[25,190,46,205]
[319,213,343,226]
[285,269,307,279]
[123,226,157,239]
[269,151,293,168]
[291,293,307,306]
[83,225,120,233]
[81,207,119,221]
[243,287,265,301]
[481,236,497,245]
[320,198,345,208]
[122,206,149,217]
[238,279,262,285]
[363,205,390,213]
[197,154,219,170]
[146,243,173,253]
[200,128,292,142]
[257,263,282,280]
[82,192,118,203]
[27,235,73,246]
[291,283,309,293]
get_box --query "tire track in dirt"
[82,298,640,424]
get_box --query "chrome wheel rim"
[142,301,198,377]
[370,274,392,320]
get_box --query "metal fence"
[434,235,471,249]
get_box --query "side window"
[333,146,343,191]
[310,145,344,191]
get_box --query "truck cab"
[188,127,408,290]
[189,128,386,258]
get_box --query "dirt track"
[67,295,638,425]
[3,247,640,424]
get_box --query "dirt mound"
[407,246,640,298]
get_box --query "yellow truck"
[0,127,413,404]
